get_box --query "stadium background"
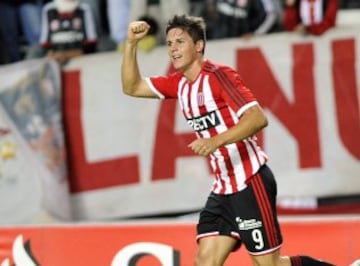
[0,9,359,266]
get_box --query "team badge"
[197,92,204,106]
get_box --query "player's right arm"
[121,21,157,98]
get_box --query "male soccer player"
[121,14,337,266]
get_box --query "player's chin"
[171,62,184,71]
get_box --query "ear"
[195,40,205,54]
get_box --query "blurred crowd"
[0,0,358,66]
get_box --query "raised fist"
[127,21,151,42]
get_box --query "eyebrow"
[166,36,186,43]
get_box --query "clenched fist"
[127,21,151,42]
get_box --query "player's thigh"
[195,235,237,265]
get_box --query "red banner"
[1,218,359,265]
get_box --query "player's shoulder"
[203,60,236,73]
[167,70,183,81]
[203,60,239,78]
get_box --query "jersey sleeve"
[216,66,258,117]
[39,3,52,49]
[145,73,181,99]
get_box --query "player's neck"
[183,58,204,82]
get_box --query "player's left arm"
[188,104,267,156]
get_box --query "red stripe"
[253,176,275,246]
[237,142,252,179]
[251,174,279,248]
[290,256,302,266]
[203,62,245,106]
[212,68,247,107]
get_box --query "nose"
[169,43,177,52]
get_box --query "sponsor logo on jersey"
[187,110,220,132]
[235,217,262,230]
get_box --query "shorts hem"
[248,244,282,256]
[196,231,240,243]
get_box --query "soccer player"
[121,14,336,266]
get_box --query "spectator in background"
[0,0,44,64]
[210,0,283,40]
[79,0,102,37]
[106,0,131,52]
[39,0,97,66]
[283,0,338,35]
[189,0,208,17]
[188,0,219,40]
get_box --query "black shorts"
[196,164,283,255]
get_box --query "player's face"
[166,28,202,73]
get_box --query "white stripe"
[245,139,262,174]
[248,244,282,256]
[217,2,247,18]
[145,77,165,99]
[189,75,202,117]
[196,231,220,240]
[300,0,324,25]
[236,101,258,117]
[178,78,188,115]
[13,235,37,266]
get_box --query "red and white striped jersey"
[146,60,268,194]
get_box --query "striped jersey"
[40,2,97,52]
[146,60,268,195]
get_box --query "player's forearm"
[121,40,142,96]
[214,105,268,147]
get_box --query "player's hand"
[188,138,218,157]
[127,21,151,43]
[241,33,254,41]
[294,23,307,35]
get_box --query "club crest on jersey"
[187,110,220,132]
[197,92,204,106]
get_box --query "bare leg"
[250,249,291,266]
[194,235,237,266]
